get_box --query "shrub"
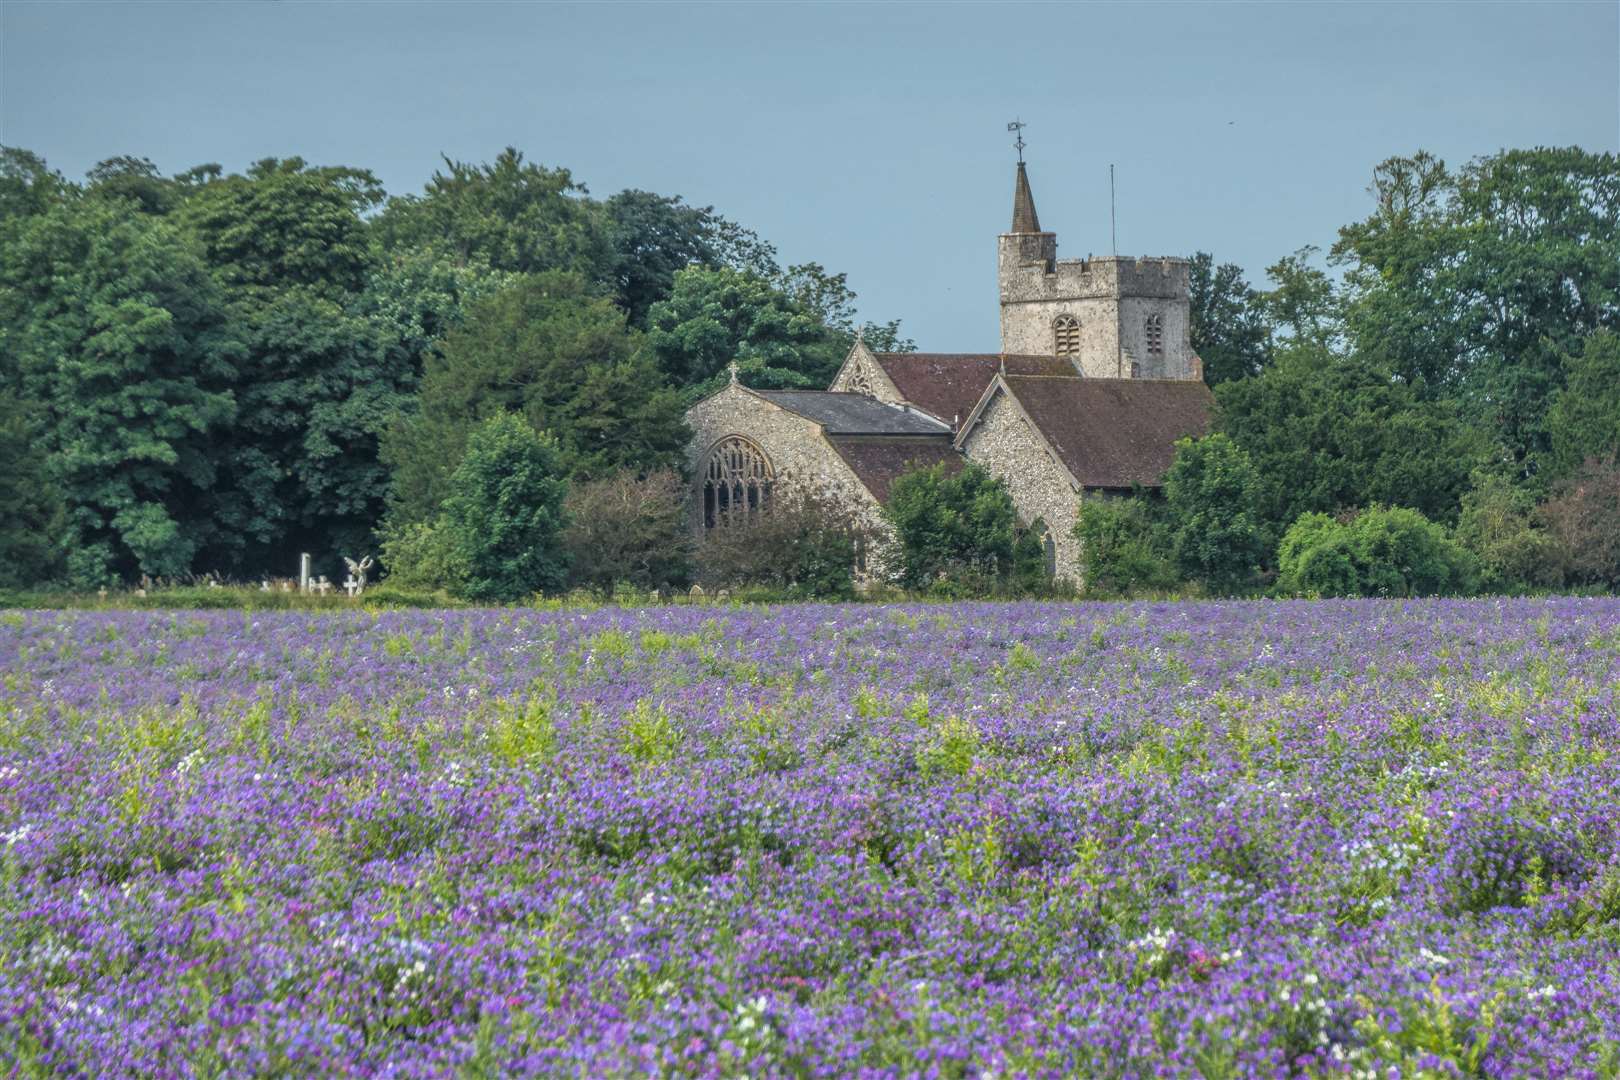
[563,468,693,594]
[695,488,867,599]
[1277,506,1479,597]
[1163,434,1267,594]
[439,413,570,602]
[378,519,467,593]
[1454,472,1563,592]
[1074,494,1180,597]
[886,462,1046,591]
[1539,456,1620,590]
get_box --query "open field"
[2,600,1618,1077]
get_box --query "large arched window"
[1144,314,1164,356]
[703,436,774,529]
[1053,314,1081,357]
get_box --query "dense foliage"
[885,463,1046,593]
[3,600,1619,1073]
[0,144,907,588]
[1,141,1613,598]
[437,413,571,603]
[1277,507,1480,598]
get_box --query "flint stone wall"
[960,388,1082,584]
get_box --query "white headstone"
[344,576,360,598]
[299,553,312,594]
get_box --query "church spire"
[1011,160,1041,234]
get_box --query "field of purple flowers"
[2,599,1618,1077]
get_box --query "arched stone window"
[1144,314,1164,356]
[702,436,774,529]
[1053,314,1081,357]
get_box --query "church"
[683,159,1214,584]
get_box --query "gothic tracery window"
[1144,314,1164,357]
[1053,314,1081,357]
[702,436,774,529]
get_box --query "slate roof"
[755,390,949,435]
[870,353,1074,430]
[996,376,1214,489]
[826,435,963,504]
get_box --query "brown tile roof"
[871,353,1074,429]
[826,435,963,504]
[998,376,1214,489]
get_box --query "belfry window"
[1053,314,1081,357]
[702,436,773,529]
[1145,314,1164,356]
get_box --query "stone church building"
[684,161,1214,584]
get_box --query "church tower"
[997,161,1201,380]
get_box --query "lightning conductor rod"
[1110,163,1117,257]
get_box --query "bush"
[886,462,1046,591]
[563,468,694,594]
[378,519,468,592]
[1277,506,1479,597]
[439,413,571,602]
[1454,472,1563,592]
[1164,434,1267,594]
[695,488,867,600]
[1074,494,1180,597]
[1540,456,1620,590]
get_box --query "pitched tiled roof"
[755,390,950,435]
[826,435,963,504]
[870,353,1074,429]
[998,376,1214,489]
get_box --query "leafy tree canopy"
[439,412,571,602]
[1163,434,1267,594]
[1188,251,1271,386]
[375,148,607,281]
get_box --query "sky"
[3,1,1616,351]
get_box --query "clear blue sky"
[3,1,1616,351]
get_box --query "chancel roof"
[995,376,1214,489]
[755,390,950,435]
[869,353,1074,430]
[826,436,963,504]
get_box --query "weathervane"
[1007,118,1027,163]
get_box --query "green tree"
[886,462,1042,591]
[1261,247,1342,353]
[1163,434,1267,594]
[0,196,238,582]
[1074,494,1180,597]
[1545,330,1620,481]
[0,146,69,223]
[1277,507,1479,597]
[1335,148,1620,465]
[179,157,384,295]
[1187,252,1271,385]
[601,189,761,328]
[1454,471,1563,592]
[382,272,688,528]
[1214,351,1487,534]
[375,148,608,279]
[440,413,571,602]
[0,391,69,588]
[645,266,848,394]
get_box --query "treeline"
[1091,147,1620,597]
[3,144,1616,600]
[0,146,908,589]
